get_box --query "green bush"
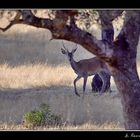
[23,110,46,127]
[23,103,62,127]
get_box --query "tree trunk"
[110,32,140,129]
[91,72,111,93]
[110,12,140,129]
[91,74,102,92]
[112,64,140,129]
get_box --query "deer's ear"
[61,48,66,54]
[71,48,77,53]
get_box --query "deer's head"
[61,41,77,61]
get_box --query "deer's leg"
[74,76,81,96]
[83,76,88,94]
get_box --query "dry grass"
[0,63,75,89]
[0,63,124,130]
[0,121,123,130]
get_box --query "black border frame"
[0,0,139,8]
[1,131,140,139]
[0,0,139,139]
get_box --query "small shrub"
[23,110,46,127]
[23,103,62,128]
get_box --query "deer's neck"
[69,57,79,73]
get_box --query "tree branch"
[98,10,123,43]
[98,10,123,22]
[0,19,25,32]
[114,11,140,51]
[0,10,115,61]
[0,10,53,32]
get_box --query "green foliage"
[23,103,62,128]
[23,110,45,127]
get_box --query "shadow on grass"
[0,84,123,129]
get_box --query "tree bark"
[112,61,140,129]
[111,49,140,130]
[91,74,102,92]
[110,45,140,129]
[91,11,114,93]
[91,72,111,93]
[110,11,140,129]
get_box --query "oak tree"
[0,10,140,130]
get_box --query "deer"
[61,42,111,97]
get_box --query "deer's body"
[70,57,108,76]
[61,43,111,96]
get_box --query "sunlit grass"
[0,121,123,130]
[0,63,75,89]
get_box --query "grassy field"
[0,122,123,130]
[0,15,139,130]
